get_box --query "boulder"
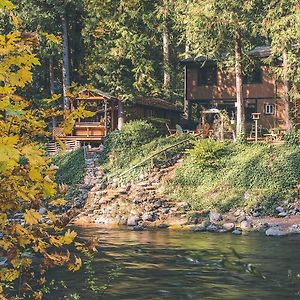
[289,224,300,234]
[209,211,222,223]
[206,224,219,233]
[132,225,144,231]
[275,206,284,213]
[178,201,191,211]
[192,225,206,232]
[232,229,242,235]
[265,227,288,237]
[222,223,235,232]
[38,207,47,215]
[127,216,140,226]
[240,220,251,231]
[119,216,128,226]
[142,212,155,222]
[154,200,162,209]
[161,208,170,214]
[158,223,169,229]
[278,212,288,217]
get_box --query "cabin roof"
[181,46,272,65]
[135,97,181,112]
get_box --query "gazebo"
[52,89,119,143]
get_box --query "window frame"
[264,103,275,115]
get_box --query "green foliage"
[101,120,159,162]
[99,120,192,182]
[187,140,227,166]
[166,142,300,213]
[52,149,85,185]
[284,130,300,146]
[146,117,172,135]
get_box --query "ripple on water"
[45,227,300,300]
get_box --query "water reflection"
[46,227,300,300]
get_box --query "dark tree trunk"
[162,0,171,99]
[183,65,191,121]
[49,56,56,128]
[234,29,245,138]
[283,50,293,131]
[62,12,70,111]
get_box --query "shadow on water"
[46,227,300,300]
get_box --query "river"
[46,227,300,300]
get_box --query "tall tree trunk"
[49,56,57,129]
[185,0,190,59]
[62,13,70,111]
[183,0,191,120]
[283,50,292,131]
[162,0,171,99]
[234,29,245,138]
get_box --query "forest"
[1,0,300,299]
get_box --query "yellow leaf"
[24,209,41,225]
[0,214,7,229]
[49,199,66,206]
[68,257,82,272]
[45,33,61,44]
[0,0,15,10]
[33,291,43,300]
[29,167,42,181]
[49,236,63,247]
[47,211,58,222]
[61,229,77,245]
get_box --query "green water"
[47,227,300,300]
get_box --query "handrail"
[108,134,199,181]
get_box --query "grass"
[100,134,193,182]
[165,141,300,214]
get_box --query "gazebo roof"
[76,88,118,101]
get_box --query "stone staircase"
[73,154,189,227]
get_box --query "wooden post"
[104,100,108,136]
[220,116,224,141]
[255,119,258,142]
[118,100,124,130]
[111,100,115,130]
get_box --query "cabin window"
[264,103,275,115]
[244,68,263,84]
[197,65,217,86]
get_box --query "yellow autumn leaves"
[0,1,90,298]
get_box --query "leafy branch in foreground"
[0,2,96,299]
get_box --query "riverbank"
[52,121,300,237]
[71,152,300,237]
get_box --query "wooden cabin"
[182,46,289,132]
[52,89,181,145]
[126,97,181,126]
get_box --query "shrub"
[187,139,227,166]
[166,142,300,213]
[284,130,300,146]
[101,120,160,164]
[52,149,85,185]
